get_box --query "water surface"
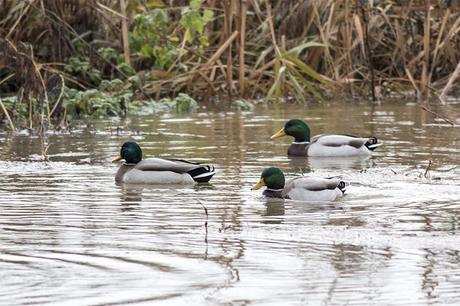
[0,101,459,305]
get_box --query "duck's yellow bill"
[251,178,266,190]
[270,128,286,139]
[112,156,124,163]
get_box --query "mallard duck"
[252,167,346,201]
[271,119,382,157]
[113,142,215,184]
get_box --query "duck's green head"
[271,119,311,142]
[252,167,285,190]
[113,141,143,164]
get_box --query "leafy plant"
[232,99,254,111]
[65,56,102,85]
[129,10,178,70]
[180,0,214,48]
[158,93,198,112]
[129,1,213,70]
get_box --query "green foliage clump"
[63,88,131,119]
[160,93,199,112]
[65,56,102,85]
[130,93,199,115]
[64,46,136,87]
[232,99,254,111]
[130,10,178,70]
[98,47,136,77]
[129,0,213,70]
[63,84,198,118]
[180,0,214,47]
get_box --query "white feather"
[123,169,195,184]
[285,176,344,201]
[287,188,343,202]
[307,135,372,157]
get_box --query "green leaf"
[286,41,325,56]
[287,74,307,103]
[288,66,324,102]
[145,0,166,9]
[265,64,286,103]
[140,44,152,57]
[190,0,201,10]
[184,29,193,43]
[283,52,330,86]
[203,9,214,22]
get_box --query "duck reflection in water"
[118,184,144,211]
[288,155,373,171]
[262,198,286,224]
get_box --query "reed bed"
[1,0,460,129]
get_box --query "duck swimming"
[271,119,382,157]
[113,142,215,184]
[252,167,346,202]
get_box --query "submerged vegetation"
[1,0,460,130]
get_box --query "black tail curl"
[338,181,347,194]
[187,165,216,183]
[365,137,381,151]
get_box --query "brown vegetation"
[1,0,460,104]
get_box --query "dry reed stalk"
[405,67,420,97]
[264,0,280,57]
[428,9,450,85]
[28,94,33,130]
[355,0,375,101]
[420,0,432,100]
[216,59,228,81]
[421,105,454,125]
[249,0,263,24]
[440,59,460,100]
[239,0,248,97]
[312,2,335,77]
[96,2,126,19]
[209,65,217,82]
[30,52,49,129]
[0,98,15,131]
[343,0,355,94]
[224,0,234,96]
[6,0,35,39]
[249,59,275,79]
[423,160,432,178]
[120,0,131,65]
[353,14,366,57]
[0,74,15,86]
[49,74,65,118]
[197,70,217,94]
[202,30,239,70]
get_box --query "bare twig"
[0,74,15,87]
[0,98,15,131]
[421,106,455,125]
[440,59,460,100]
[119,0,131,65]
[49,74,65,118]
[423,160,432,178]
[198,200,209,243]
[420,1,432,100]
[239,0,248,97]
[6,0,35,39]
[358,0,376,101]
[202,31,239,70]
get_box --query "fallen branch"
[423,160,432,178]
[197,200,209,243]
[0,98,15,131]
[421,105,455,125]
[202,31,239,70]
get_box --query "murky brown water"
[0,100,459,305]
